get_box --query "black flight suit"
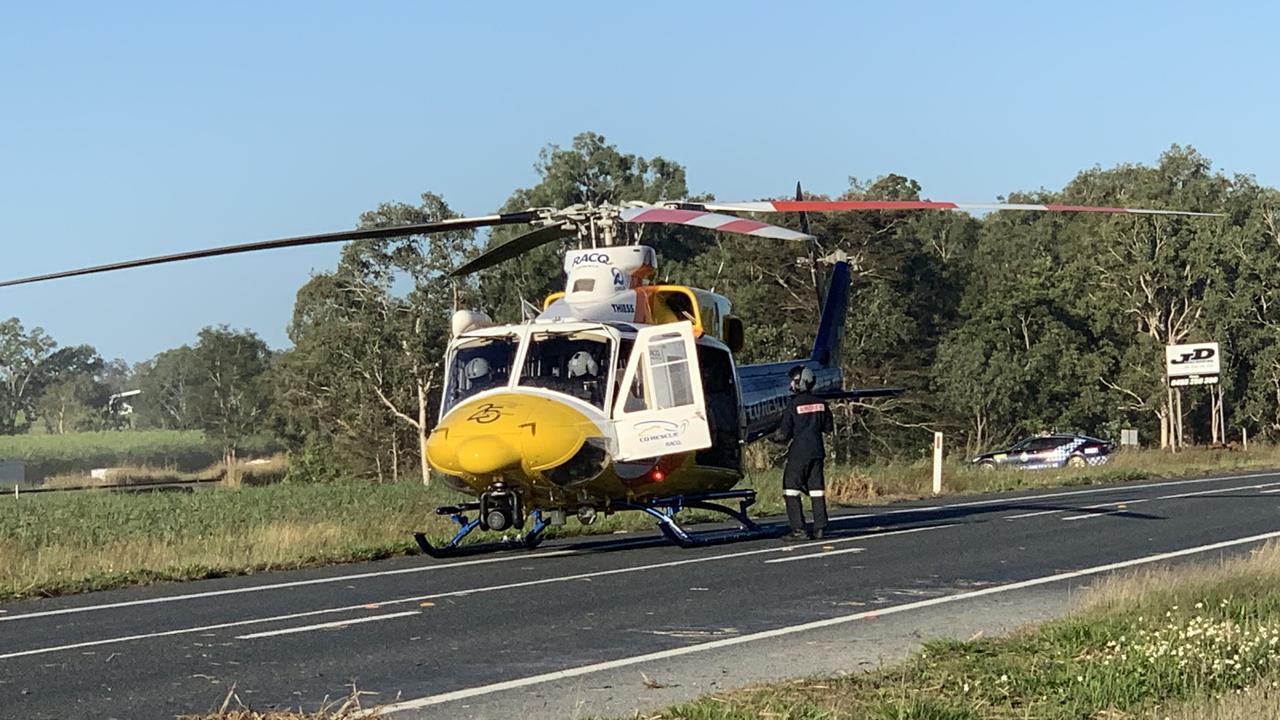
[772,392,833,535]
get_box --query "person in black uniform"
[771,365,833,541]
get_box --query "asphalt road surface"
[5,470,1280,719]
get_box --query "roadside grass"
[1151,684,1280,719]
[178,687,367,720]
[2,445,1279,602]
[643,541,1280,720]
[0,481,464,600]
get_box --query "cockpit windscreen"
[443,336,517,411]
[518,332,613,408]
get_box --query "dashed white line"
[1261,488,1280,495]
[369,529,1280,716]
[765,524,956,564]
[766,546,866,564]
[1157,481,1280,500]
[1061,498,1150,521]
[879,471,1277,521]
[236,611,420,640]
[1004,480,1280,522]
[1004,508,1065,520]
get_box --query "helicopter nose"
[426,392,604,480]
[455,435,521,475]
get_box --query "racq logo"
[571,252,610,267]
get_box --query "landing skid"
[413,504,549,559]
[612,489,774,548]
[413,489,772,558]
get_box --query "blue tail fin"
[811,260,850,367]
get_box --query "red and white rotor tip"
[620,207,814,240]
[691,200,1222,217]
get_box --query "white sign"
[1165,342,1220,386]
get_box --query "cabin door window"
[612,322,712,462]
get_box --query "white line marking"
[0,549,580,624]
[0,524,944,660]
[1261,488,1280,495]
[1157,481,1280,500]
[764,525,955,564]
[5,471,1274,626]
[1004,509,1064,520]
[369,529,1280,716]
[1004,480,1280,522]
[235,611,420,640]
[1061,498,1150,521]
[0,604,387,660]
[856,471,1277,520]
[765,546,866,564]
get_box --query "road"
[4,470,1280,719]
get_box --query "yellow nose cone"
[456,436,520,475]
[427,392,602,482]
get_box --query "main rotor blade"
[449,223,576,277]
[816,387,904,401]
[0,212,537,289]
[620,207,814,241]
[685,200,1223,217]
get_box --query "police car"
[972,433,1112,470]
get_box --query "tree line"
[3,133,1276,481]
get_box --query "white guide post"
[932,431,943,495]
[1244,428,1249,452]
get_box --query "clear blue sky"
[1,1,1275,363]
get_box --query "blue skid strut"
[611,489,772,548]
[414,504,549,558]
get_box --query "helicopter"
[0,190,1220,555]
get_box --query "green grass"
[0,481,462,599]
[0,430,280,483]
[645,541,1280,720]
[2,445,1279,601]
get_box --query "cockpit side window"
[443,336,517,412]
[519,332,612,409]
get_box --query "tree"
[35,374,109,434]
[31,344,110,434]
[135,346,199,430]
[274,192,475,484]
[1056,146,1236,448]
[188,327,272,464]
[0,318,57,434]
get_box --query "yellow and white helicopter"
[0,192,1219,555]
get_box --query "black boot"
[784,495,806,540]
[810,494,828,539]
